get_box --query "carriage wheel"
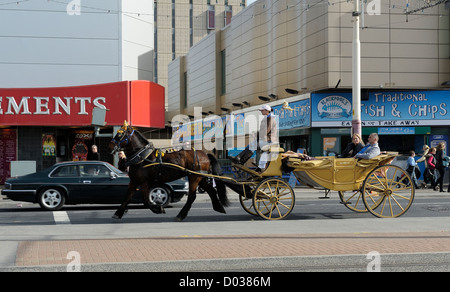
[339,190,383,213]
[338,190,368,213]
[239,184,258,216]
[362,165,415,218]
[252,178,295,220]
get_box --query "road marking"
[53,211,71,225]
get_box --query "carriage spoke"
[391,192,413,201]
[390,195,406,211]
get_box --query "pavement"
[2,186,450,272]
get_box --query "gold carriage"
[231,147,415,220]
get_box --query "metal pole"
[352,0,362,136]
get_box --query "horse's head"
[109,120,135,154]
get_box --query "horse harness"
[126,145,207,180]
[124,143,154,167]
[113,125,209,182]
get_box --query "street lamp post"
[352,0,362,136]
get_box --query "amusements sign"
[0,129,17,184]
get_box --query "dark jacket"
[341,142,364,158]
[436,149,444,169]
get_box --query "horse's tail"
[208,153,229,207]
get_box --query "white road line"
[53,211,71,225]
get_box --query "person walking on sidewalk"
[406,150,420,189]
[423,147,437,190]
[435,142,446,192]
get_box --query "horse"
[109,121,229,221]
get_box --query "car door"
[48,164,82,199]
[79,163,129,203]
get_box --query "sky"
[247,0,257,6]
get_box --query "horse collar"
[125,143,153,167]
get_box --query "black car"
[2,161,188,210]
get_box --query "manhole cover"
[425,206,450,212]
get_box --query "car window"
[51,165,79,177]
[81,164,111,177]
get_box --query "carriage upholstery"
[284,154,397,191]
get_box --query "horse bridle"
[111,127,135,153]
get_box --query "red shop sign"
[0,81,165,128]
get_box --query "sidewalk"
[11,231,450,269]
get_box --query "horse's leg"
[175,175,202,222]
[199,178,226,214]
[112,182,136,219]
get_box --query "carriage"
[230,147,415,220]
[110,122,415,221]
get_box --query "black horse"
[109,121,229,221]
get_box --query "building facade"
[0,1,161,179]
[154,0,245,109]
[168,0,450,157]
[0,0,154,88]
[0,81,165,183]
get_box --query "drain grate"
[425,205,450,212]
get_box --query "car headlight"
[4,183,11,190]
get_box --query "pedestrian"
[435,142,446,192]
[89,144,101,161]
[354,133,380,160]
[422,147,437,189]
[416,145,430,164]
[341,133,365,158]
[406,150,419,189]
[118,151,128,172]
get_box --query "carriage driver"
[228,104,278,171]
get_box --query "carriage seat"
[260,144,284,153]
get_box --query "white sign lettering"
[0,96,106,116]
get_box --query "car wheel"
[38,188,66,211]
[148,185,171,207]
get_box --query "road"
[1,188,450,273]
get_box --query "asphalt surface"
[1,187,450,272]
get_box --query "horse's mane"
[133,129,150,145]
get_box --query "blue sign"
[273,99,310,130]
[312,91,450,127]
[378,127,415,135]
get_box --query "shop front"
[0,81,165,183]
[273,98,311,154]
[310,90,450,157]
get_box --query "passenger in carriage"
[340,133,365,158]
[354,133,380,160]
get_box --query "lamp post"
[352,0,362,136]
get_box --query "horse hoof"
[174,216,183,222]
[112,215,121,219]
[214,206,226,214]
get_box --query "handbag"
[406,164,414,173]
